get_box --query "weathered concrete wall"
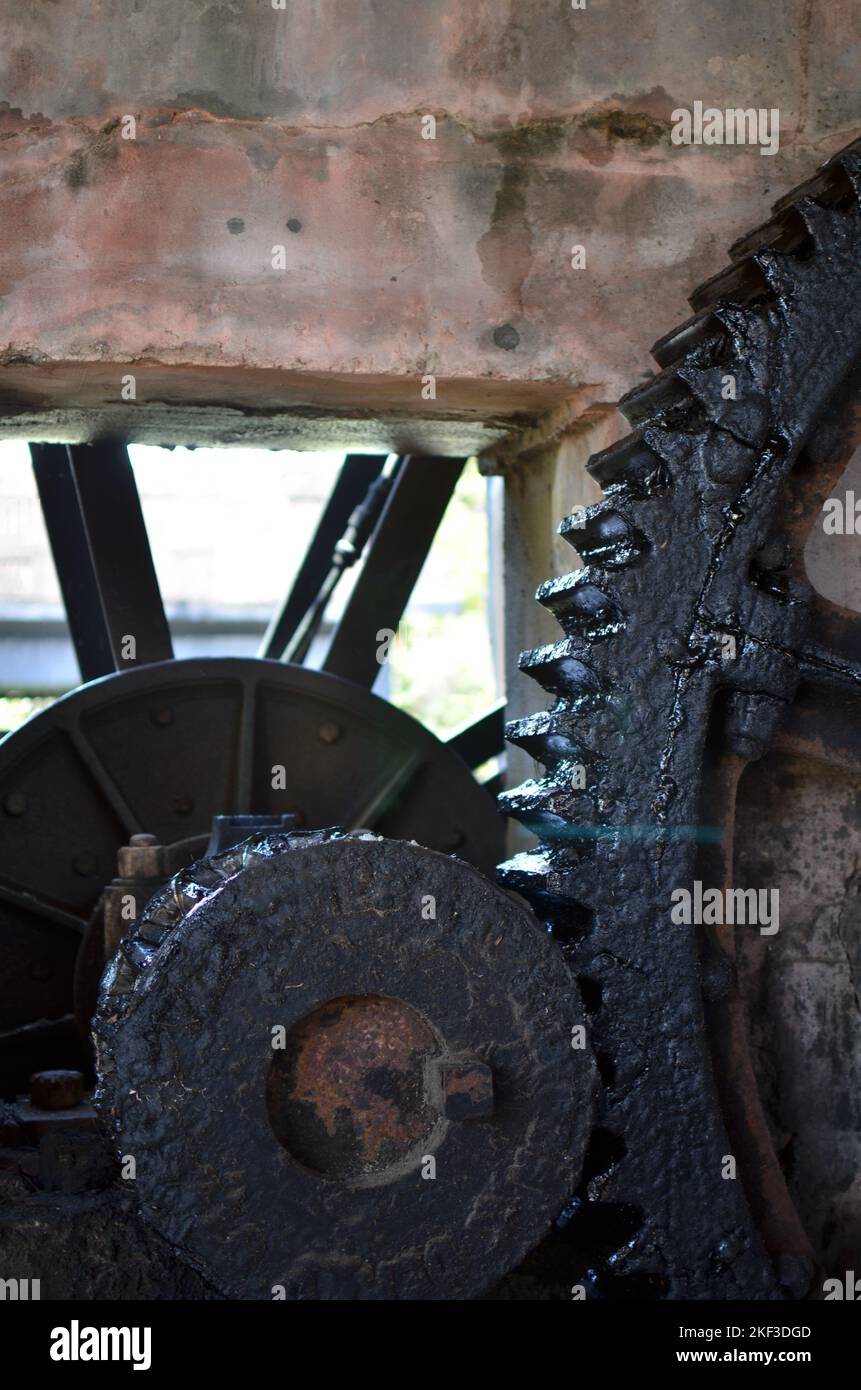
[1,0,859,447]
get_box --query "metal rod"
[259,454,387,660]
[322,456,464,688]
[63,443,173,670]
[285,460,400,664]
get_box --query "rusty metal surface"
[94,832,595,1300]
[29,1070,84,1111]
[269,993,439,1181]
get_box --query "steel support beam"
[31,444,116,683]
[31,442,172,677]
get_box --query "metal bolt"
[427,1059,494,1121]
[72,851,98,877]
[151,706,174,727]
[3,791,27,817]
[318,720,342,745]
[117,832,161,878]
[30,1070,84,1111]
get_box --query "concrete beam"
[0,2,859,448]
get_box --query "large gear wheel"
[500,137,861,1298]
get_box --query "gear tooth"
[505,707,597,764]
[517,638,604,699]
[560,503,649,568]
[497,849,595,908]
[497,849,559,898]
[498,777,595,841]
[794,195,844,244]
[692,145,861,314]
[772,139,861,213]
[651,310,724,368]
[587,432,671,494]
[726,174,861,279]
[689,255,768,313]
[617,366,692,429]
[729,206,809,262]
[752,245,807,298]
[709,301,772,355]
[536,569,624,639]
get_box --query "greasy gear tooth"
[560,504,649,568]
[752,245,808,298]
[587,432,671,494]
[617,366,693,428]
[497,849,554,888]
[651,310,723,369]
[557,498,613,535]
[794,195,845,243]
[772,139,861,213]
[497,849,567,897]
[729,210,805,262]
[498,850,596,907]
[536,570,624,638]
[517,638,604,699]
[498,778,596,841]
[505,707,598,764]
[688,254,768,313]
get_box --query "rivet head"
[3,792,27,817]
[318,721,342,745]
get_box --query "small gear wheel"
[94,830,595,1300]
